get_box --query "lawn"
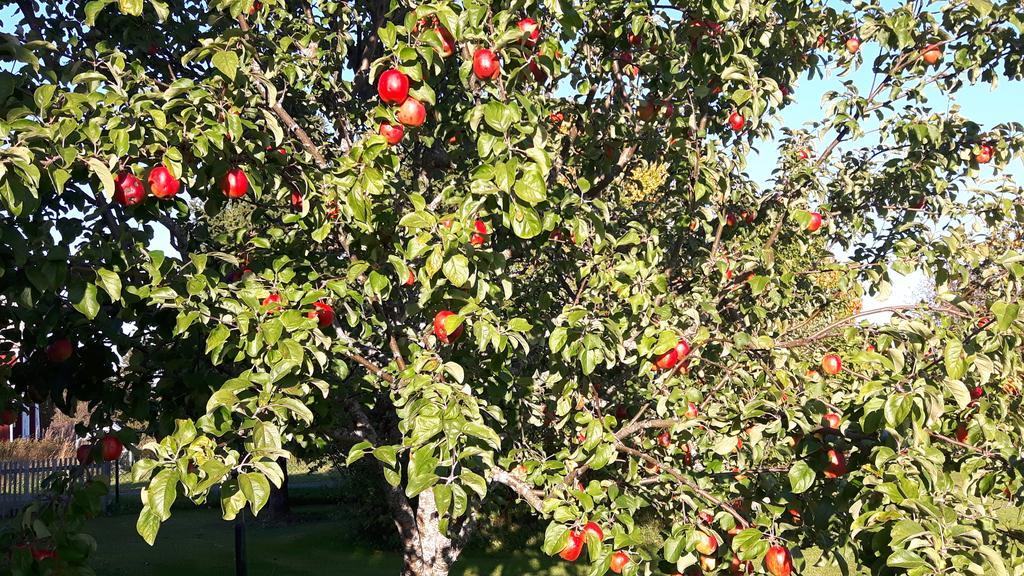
[88,505,586,576]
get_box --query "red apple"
[685,402,699,419]
[433,310,464,344]
[615,405,629,420]
[380,122,405,145]
[46,339,73,363]
[308,301,335,328]
[954,423,968,442]
[798,148,810,160]
[731,554,754,575]
[726,213,738,226]
[976,144,993,164]
[969,385,984,400]
[147,165,181,199]
[583,521,604,542]
[262,293,282,312]
[377,69,409,104]
[822,413,841,429]
[113,171,145,206]
[100,436,123,461]
[396,98,426,127]
[290,191,303,209]
[700,554,717,572]
[403,268,416,286]
[788,508,801,524]
[657,431,671,448]
[221,167,249,198]
[675,340,692,360]
[728,111,745,131]
[846,37,860,53]
[470,219,488,245]
[610,551,630,574]
[764,545,793,576]
[921,44,941,65]
[654,346,679,370]
[437,26,456,57]
[627,32,642,46]
[824,448,847,478]
[76,444,93,465]
[559,530,584,561]
[694,530,718,555]
[821,353,842,375]
[473,48,500,80]
[517,17,541,46]
[807,212,823,232]
[30,547,57,562]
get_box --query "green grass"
[88,505,587,576]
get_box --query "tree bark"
[395,490,474,576]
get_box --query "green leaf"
[406,446,439,497]
[118,0,143,15]
[460,470,487,498]
[33,85,56,111]
[886,549,928,569]
[71,282,101,320]
[205,324,230,354]
[944,339,967,380]
[147,469,180,521]
[136,505,162,546]
[510,204,542,239]
[542,522,570,556]
[788,461,815,494]
[442,254,470,287]
[87,158,115,200]
[513,164,547,205]
[883,394,912,427]
[96,268,122,301]
[238,472,271,516]
[992,301,1019,330]
[549,326,568,353]
[84,0,114,25]
[212,50,240,81]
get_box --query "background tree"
[0,0,1023,575]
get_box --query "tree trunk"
[393,490,474,576]
[263,457,290,520]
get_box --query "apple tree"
[1,0,1023,574]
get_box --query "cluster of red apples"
[111,164,250,207]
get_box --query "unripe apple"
[470,219,488,245]
[100,435,124,461]
[396,98,426,127]
[728,111,745,131]
[433,310,463,344]
[308,301,335,328]
[559,530,584,561]
[473,48,500,80]
[147,165,181,198]
[807,212,823,232]
[823,448,847,478]
[821,353,842,375]
[517,17,541,46]
[76,444,93,465]
[222,167,249,198]
[46,339,74,363]
[846,37,861,53]
[764,545,793,576]
[694,530,718,555]
[113,171,145,206]
[921,44,942,65]
[610,551,630,574]
[377,69,409,104]
[380,122,405,145]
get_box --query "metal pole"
[234,508,248,576]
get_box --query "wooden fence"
[0,458,116,516]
